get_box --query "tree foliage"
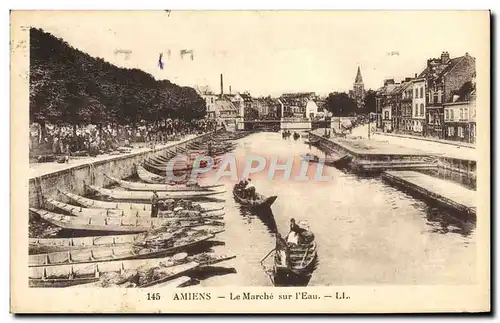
[362,89,377,114]
[324,92,357,116]
[29,28,206,126]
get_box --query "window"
[211,97,214,104]
[464,108,469,120]
[445,109,449,121]
[450,109,454,121]
[415,89,418,98]
[448,127,454,137]
[437,91,442,103]
[420,104,424,116]
[458,126,464,138]
[420,87,423,99]
[384,111,389,120]
[460,108,464,120]
[415,104,418,117]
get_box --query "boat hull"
[232,190,278,208]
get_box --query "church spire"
[355,66,363,84]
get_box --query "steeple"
[355,66,363,84]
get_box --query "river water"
[196,131,477,286]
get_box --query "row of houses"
[196,85,326,130]
[376,51,476,144]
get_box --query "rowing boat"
[136,164,201,185]
[31,208,224,233]
[29,232,215,267]
[58,191,224,212]
[232,188,278,208]
[45,198,224,219]
[137,253,237,287]
[85,184,225,201]
[135,164,170,183]
[29,228,226,254]
[276,220,317,276]
[144,157,221,174]
[29,258,199,288]
[104,174,224,192]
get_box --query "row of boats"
[29,131,251,288]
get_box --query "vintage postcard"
[10,10,490,313]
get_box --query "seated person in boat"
[235,178,249,196]
[287,218,307,246]
[245,178,256,200]
[151,191,159,218]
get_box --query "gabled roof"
[238,93,253,102]
[215,99,238,113]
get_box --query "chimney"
[229,85,232,95]
[414,73,417,78]
[441,51,450,64]
[220,74,224,96]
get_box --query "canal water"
[196,131,477,286]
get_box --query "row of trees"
[30,28,206,133]
[324,90,377,116]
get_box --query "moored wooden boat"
[29,258,199,288]
[45,198,224,219]
[275,220,317,276]
[104,174,224,192]
[84,184,225,201]
[29,228,226,254]
[30,208,224,233]
[138,253,237,287]
[29,232,215,267]
[232,188,277,208]
[59,191,223,213]
[136,164,170,184]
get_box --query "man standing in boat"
[288,218,306,245]
[151,190,159,218]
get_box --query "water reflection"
[237,205,278,234]
[424,205,476,237]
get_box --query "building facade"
[400,80,414,134]
[411,78,426,135]
[374,51,476,144]
[279,92,316,119]
[195,85,218,119]
[422,52,476,139]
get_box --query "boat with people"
[84,183,225,201]
[30,208,224,233]
[261,219,317,286]
[293,132,300,140]
[232,184,278,208]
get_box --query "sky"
[22,11,488,97]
